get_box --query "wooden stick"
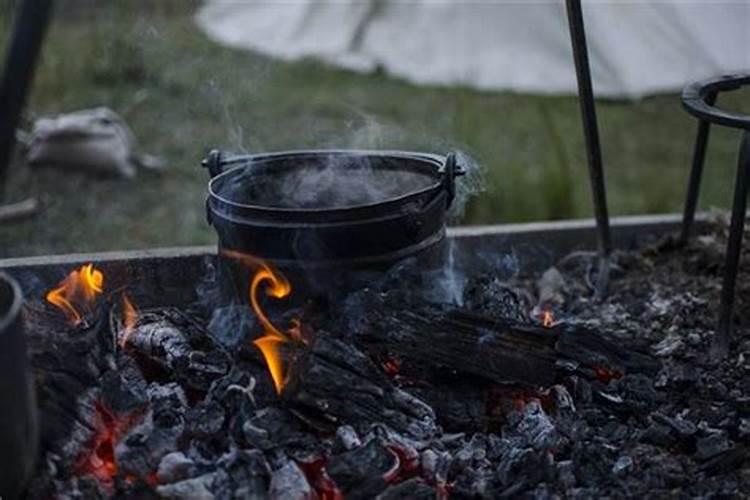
[0,197,40,223]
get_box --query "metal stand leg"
[565,0,612,298]
[713,131,750,360]
[0,0,54,200]
[680,92,717,245]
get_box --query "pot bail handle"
[202,149,224,178]
[441,151,466,208]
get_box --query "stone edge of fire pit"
[0,213,705,306]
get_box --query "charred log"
[351,302,659,388]
[553,321,660,376]
[115,308,230,391]
[284,333,438,440]
[406,382,486,432]
[24,303,112,465]
[369,308,558,386]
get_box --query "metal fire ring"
[682,73,750,130]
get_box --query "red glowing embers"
[75,402,142,486]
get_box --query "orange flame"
[46,263,104,325]
[119,293,139,348]
[542,309,554,328]
[223,250,298,394]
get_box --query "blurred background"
[0,0,748,258]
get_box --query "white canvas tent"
[196,0,749,99]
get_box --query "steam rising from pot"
[215,154,432,210]
[214,150,482,214]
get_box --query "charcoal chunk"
[376,478,436,500]
[100,356,148,414]
[157,451,196,484]
[268,461,313,500]
[556,460,577,490]
[217,448,270,497]
[696,432,731,461]
[115,383,187,477]
[463,276,527,321]
[327,440,395,500]
[186,400,225,438]
[123,310,230,391]
[640,423,676,448]
[242,407,318,452]
[156,472,216,500]
[334,425,361,452]
[612,456,634,476]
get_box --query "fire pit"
[4,214,750,498]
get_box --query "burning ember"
[541,309,554,328]
[46,263,104,325]
[298,457,344,500]
[75,402,141,487]
[592,364,623,384]
[119,293,139,348]
[224,250,302,394]
[381,356,401,376]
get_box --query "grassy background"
[1,1,748,258]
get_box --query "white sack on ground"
[195,0,749,99]
[27,107,164,179]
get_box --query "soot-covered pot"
[202,149,465,301]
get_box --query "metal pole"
[0,0,54,200]
[0,272,38,500]
[565,0,612,297]
[713,131,750,360]
[680,92,718,245]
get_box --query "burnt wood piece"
[115,382,188,479]
[117,308,231,391]
[284,334,438,440]
[353,304,659,388]
[326,439,396,500]
[24,303,112,464]
[375,309,559,386]
[552,321,661,376]
[405,382,486,432]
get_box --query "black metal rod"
[0,0,54,200]
[713,131,750,359]
[565,0,612,296]
[0,272,38,499]
[680,92,718,245]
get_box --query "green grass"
[1,2,747,258]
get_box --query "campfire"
[1,142,747,499]
[5,213,748,499]
[2,1,749,497]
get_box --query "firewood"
[349,299,659,388]
[0,197,39,223]
[116,308,231,391]
[23,304,112,460]
[284,333,438,440]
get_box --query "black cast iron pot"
[202,149,464,301]
[0,272,38,500]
